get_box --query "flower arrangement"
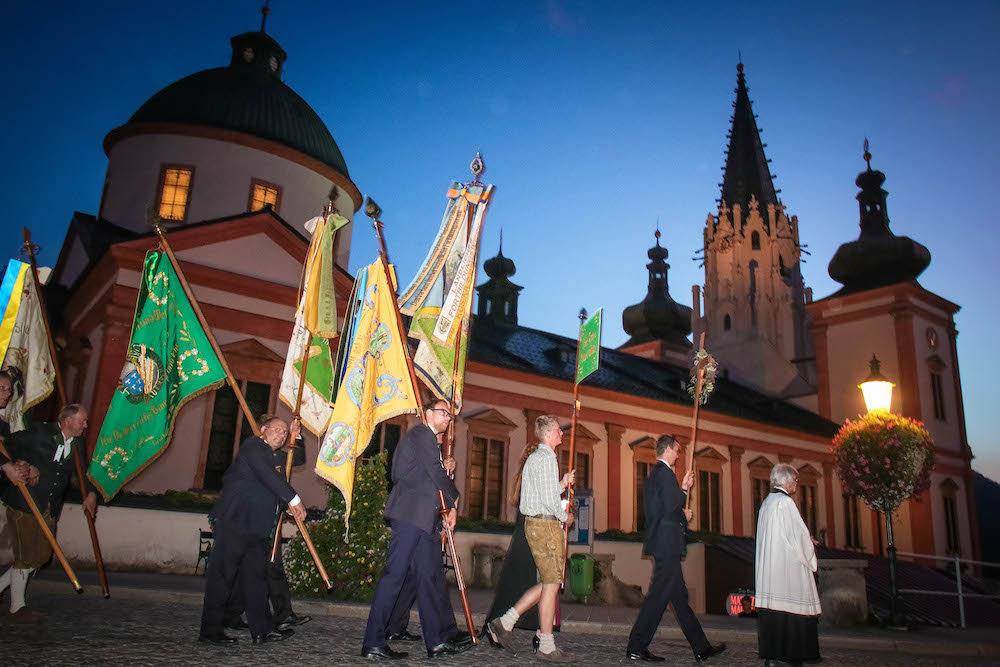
[284,451,391,601]
[831,411,935,513]
[687,348,719,405]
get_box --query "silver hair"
[770,463,798,489]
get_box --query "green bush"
[284,452,391,601]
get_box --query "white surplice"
[754,489,822,616]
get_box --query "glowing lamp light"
[859,354,894,413]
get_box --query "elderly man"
[755,463,822,666]
[626,435,725,662]
[488,414,575,662]
[199,414,306,646]
[0,404,97,623]
[361,399,465,660]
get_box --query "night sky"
[3,2,998,478]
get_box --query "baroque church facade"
[30,19,977,579]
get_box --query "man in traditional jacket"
[625,435,726,662]
[754,463,822,666]
[0,404,97,623]
[199,414,305,646]
[361,399,466,660]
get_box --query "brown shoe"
[8,608,42,624]
[537,647,575,663]
[486,619,518,656]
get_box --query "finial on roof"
[863,137,872,170]
[499,227,503,253]
[260,1,271,32]
[737,51,744,73]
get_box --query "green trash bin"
[569,554,594,598]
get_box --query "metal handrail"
[892,550,1000,629]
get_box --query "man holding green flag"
[87,252,226,499]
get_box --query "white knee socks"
[10,568,32,613]
[499,607,520,631]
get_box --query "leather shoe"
[694,643,727,662]
[361,645,408,659]
[252,628,294,645]
[626,647,666,662]
[7,608,42,624]
[386,628,422,641]
[486,619,517,656]
[199,632,238,645]
[450,630,473,647]
[277,614,312,631]
[427,640,472,658]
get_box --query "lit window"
[158,166,193,221]
[250,179,281,213]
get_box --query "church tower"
[698,63,814,398]
[476,240,523,327]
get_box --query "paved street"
[3,587,998,667]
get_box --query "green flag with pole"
[87,252,226,500]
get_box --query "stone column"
[605,423,625,531]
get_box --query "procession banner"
[575,308,602,385]
[316,258,418,525]
[87,252,226,500]
[0,260,55,432]
[277,213,348,434]
[399,183,493,409]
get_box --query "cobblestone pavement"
[2,590,997,667]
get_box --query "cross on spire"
[260,1,271,32]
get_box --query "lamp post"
[858,354,904,628]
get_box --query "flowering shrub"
[832,411,935,513]
[284,452,391,601]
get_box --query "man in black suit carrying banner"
[199,414,306,646]
[625,435,726,663]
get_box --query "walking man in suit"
[361,399,468,660]
[625,435,726,662]
[199,414,306,646]
[0,404,97,623]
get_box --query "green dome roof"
[111,31,349,178]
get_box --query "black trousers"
[200,522,272,637]
[224,548,295,626]
[627,553,709,655]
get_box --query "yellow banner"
[315,258,417,525]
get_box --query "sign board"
[568,488,593,545]
[575,309,602,385]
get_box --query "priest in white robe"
[754,463,822,666]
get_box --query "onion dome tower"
[827,144,931,295]
[476,239,523,327]
[620,230,692,362]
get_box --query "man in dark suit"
[0,404,97,623]
[626,435,726,663]
[224,418,312,632]
[199,414,306,646]
[361,400,468,660]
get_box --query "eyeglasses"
[264,425,288,435]
[429,408,452,416]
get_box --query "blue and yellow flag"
[0,260,55,433]
[398,182,493,410]
[316,258,418,525]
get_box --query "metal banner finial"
[469,152,485,184]
[364,197,382,221]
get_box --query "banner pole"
[22,227,109,598]
[684,332,707,511]
[367,198,478,644]
[562,308,587,584]
[153,223,332,589]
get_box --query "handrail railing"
[894,550,1000,629]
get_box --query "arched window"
[751,231,761,250]
[723,314,732,331]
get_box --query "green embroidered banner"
[88,252,225,500]
[576,308,602,385]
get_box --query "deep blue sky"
[3,1,998,478]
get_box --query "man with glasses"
[199,414,306,646]
[361,400,466,660]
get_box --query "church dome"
[622,231,692,347]
[104,30,349,178]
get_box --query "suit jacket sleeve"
[291,435,307,468]
[247,440,297,506]
[417,428,459,508]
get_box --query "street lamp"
[858,354,904,628]
[859,354,894,413]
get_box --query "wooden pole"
[153,224,332,589]
[562,309,587,584]
[0,438,82,592]
[21,227,109,597]
[368,200,478,643]
[684,332,707,511]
